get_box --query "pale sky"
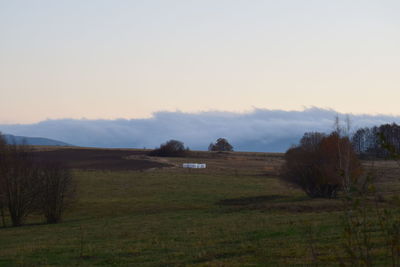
[1,0,399,124]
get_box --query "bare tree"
[0,133,75,226]
[38,162,75,224]
[334,115,354,194]
[0,134,7,227]
[0,140,41,226]
[300,132,326,152]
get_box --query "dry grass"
[0,148,398,266]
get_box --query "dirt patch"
[217,195,344,213]
[261,202,344,213]
[31,148,172,171]
[217,195,285,206]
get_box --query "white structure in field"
[182,163,206,169]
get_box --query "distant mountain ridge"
[3,134,72,146]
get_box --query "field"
[0,148,400,266]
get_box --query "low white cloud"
[1,108,400,152]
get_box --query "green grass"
[1,153,395,266]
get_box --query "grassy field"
[0,149,399,266]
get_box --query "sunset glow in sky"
[1,0,399,123]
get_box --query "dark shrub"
[149,140,188,157]
[280,132,362,198]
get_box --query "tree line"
[352,123,400,158]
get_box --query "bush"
[280,132,362,198]
[149,140,188,157]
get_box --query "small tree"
[280,132,362,198]
[149,140,188,157]
[208,138,233,152]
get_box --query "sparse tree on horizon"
[208,138,233,152]
[149,139,188,157]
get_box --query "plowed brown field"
[32,148,171,171]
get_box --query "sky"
[1,0,400,124]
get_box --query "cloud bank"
[1,108,400,152]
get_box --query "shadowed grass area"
[0,150,398,266]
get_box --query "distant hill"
[3,134,72,146]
